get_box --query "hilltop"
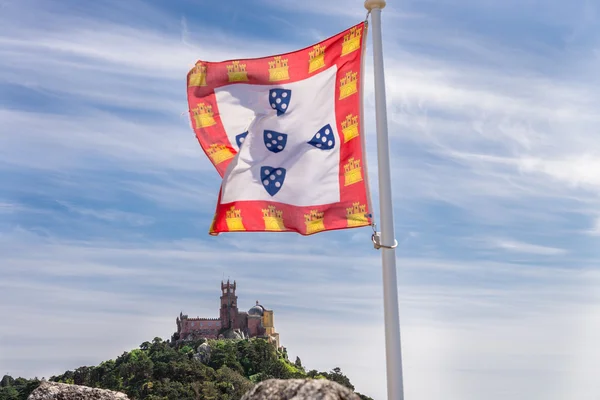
[0,337,373,400]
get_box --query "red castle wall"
[179,318,222,340]
[248,316,261,337]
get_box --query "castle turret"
[220,280,238,329]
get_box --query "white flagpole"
[364,1,405,399]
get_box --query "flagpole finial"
[364,0,386,10]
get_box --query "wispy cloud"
[56,201,155,227]
[587,217,600,236]
[0,201,21,213]
[481,237,568,255]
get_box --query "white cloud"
[0,108,205,171]
[256,0,419,20]
[587,217,600,236]
[0,201,21,213]
[517,155,600,192]
[56,201,155,226]
[480,237,568,255]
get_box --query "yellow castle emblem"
[225,206,245,231]
[227,61,248,82]
[207,144,234,165]
[308,44,326,73]
[344,157,363,186]
[339,71,358,100]
[346,202,369,227]
[192,103,216,128]
[304,209,325,234]
[209,213,217,234]
[341,114,359,142]
[341,26,362,56]
[268,56,290,82]
[188,63,207,87]
[262,205,285,231]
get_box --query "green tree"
[28,336,373,399]
[0,386,18,400]
[140,341,151,351]
[216,366,254,399]
[0,376,14,388]
[322,367,354,390]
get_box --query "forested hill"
[0,337,374,400]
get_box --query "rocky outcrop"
[194,341,212,363]
[241,379,361,400]
[28,381,129,400]
[220,328,248,340]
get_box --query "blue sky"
[1,0,600,399]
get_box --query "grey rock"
[28,381,129,400]
[222,328,247,340]
[241,379,361,400]
[194,341,212,363]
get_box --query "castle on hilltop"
[174,280,280,348]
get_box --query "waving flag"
[186,22,372,235]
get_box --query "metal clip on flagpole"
[364,1,405,399]
[372,230,398,250]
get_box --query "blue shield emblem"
[236,131,248,148]
[307,123,335,150]
[269,89,292,116]
[264,130,288,153]
[261,166,286,196]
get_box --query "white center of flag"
[215,65,341,207]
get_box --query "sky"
[1,0,600,399]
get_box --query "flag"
[186,22,372,236]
